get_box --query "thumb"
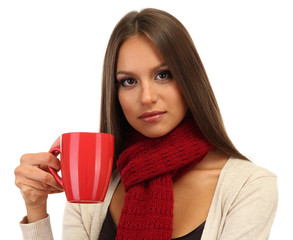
[50,137,61,149]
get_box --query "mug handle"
[48,147,63,187]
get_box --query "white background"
[0,0,292,239]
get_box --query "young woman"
[15,8,278,240]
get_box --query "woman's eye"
[156,70,173,80]
[119,78,137,87]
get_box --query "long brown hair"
[100,8,248,166]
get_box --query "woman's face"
[116,35,188,138]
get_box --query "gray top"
[20,157,278,240]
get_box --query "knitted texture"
[116,118,214,239]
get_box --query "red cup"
[48,132,114,203]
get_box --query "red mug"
[48,132,114,203]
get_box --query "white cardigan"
[20,157,278,239]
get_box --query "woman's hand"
[14,138,64,223]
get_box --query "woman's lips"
[138,111,166,123]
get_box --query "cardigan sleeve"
[219,174,278,240]
[19,215,53,240]
[19,204,92,240]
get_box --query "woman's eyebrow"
[116,63,167,76]
[116,70,132,76]
[151,63,167,72]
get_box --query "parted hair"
[100,8,247,166]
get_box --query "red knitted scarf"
[116,118,214,239]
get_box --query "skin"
[116,35,188,138]
[112,34,229,238]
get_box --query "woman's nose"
[140,81,158,105]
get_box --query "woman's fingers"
[15,151,64,206]
[15,164,63,191]
[16,177,63,194]
[20,152,61,171]
[15,149,64,213]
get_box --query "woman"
[15,8,278,239]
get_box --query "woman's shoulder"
[216,157,278,202]
[223,157,277,182]
[202,157,278,239]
